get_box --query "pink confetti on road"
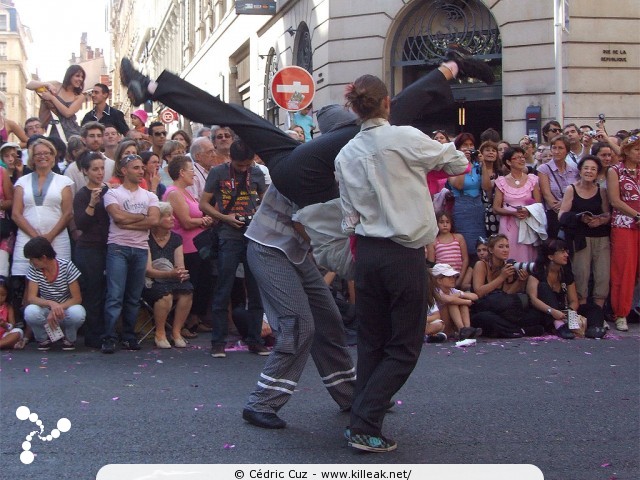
[584,352,592,355]
[24,368,29,373]
[601,462,611,467]
[223,443,236,449]
[396,401,403,405]
[112,397,120,401]
[81,400,89,404]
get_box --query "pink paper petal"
[24,368,29,373]
[601,462,611,467]
[112,396,120,401]
[81,400,89,404]
[223,443,236,449]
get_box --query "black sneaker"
[61,338,76,351]
[121,338,142,351]
[120,58,151,106]
[556,324,575,340]
[347,432,397,453]
[445,44,495,85]
[210,344,226,358]
[37,339,53,351]
[248,343,271,356]
[101,338,116,354]
[425,332,448,343]
[459,327,476,340]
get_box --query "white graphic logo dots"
[16,406,71,464]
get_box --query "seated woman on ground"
[525,238,607,339]
[142,202,193,349]
[460,237,488,291]
[22,236,85,351]
[432,263,480,339]
[471,233,538,338]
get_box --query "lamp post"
[553,0,568,125]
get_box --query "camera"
[598,113,606,122]
[506,259,536,274]
[235,214,253,227]
[587,130,598,138]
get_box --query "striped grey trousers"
[244,241,355,414]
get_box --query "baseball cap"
[0,142,20,154]
[431,263,460,277]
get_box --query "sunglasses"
[121,154,142,165]
[215,134,232,139]
[548,128,562,133]
[153,131,167,137]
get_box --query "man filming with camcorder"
[199,139,269,358]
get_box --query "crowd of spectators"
[0,63,638,353]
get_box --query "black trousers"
[153,68,453,207]
[349,237,427,435]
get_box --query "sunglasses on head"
[121,154,142,165]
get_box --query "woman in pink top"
[164,155,214,337]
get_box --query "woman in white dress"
[11,139,73,276]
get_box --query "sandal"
[180,328,198,339]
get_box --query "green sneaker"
[347,432,397,452]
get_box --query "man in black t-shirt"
[200,140,268,358]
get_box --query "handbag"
[567,310,587,337]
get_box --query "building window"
[0,72,7,92]
[0,15,7,31]
[0,42,6,60]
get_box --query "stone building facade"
[110,0,639,142]
[0,0,34,136]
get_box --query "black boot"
[120,58,151,106]
[444,44,495,85]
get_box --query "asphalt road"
[1,327,638,480]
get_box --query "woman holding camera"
[558,156,610,309]
[492,147,542,262]
[449,132,485,254]
[471,233,536,338]
[526,239,606,339]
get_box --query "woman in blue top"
[449,132,485,255]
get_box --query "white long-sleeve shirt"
[335,117,468,249]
